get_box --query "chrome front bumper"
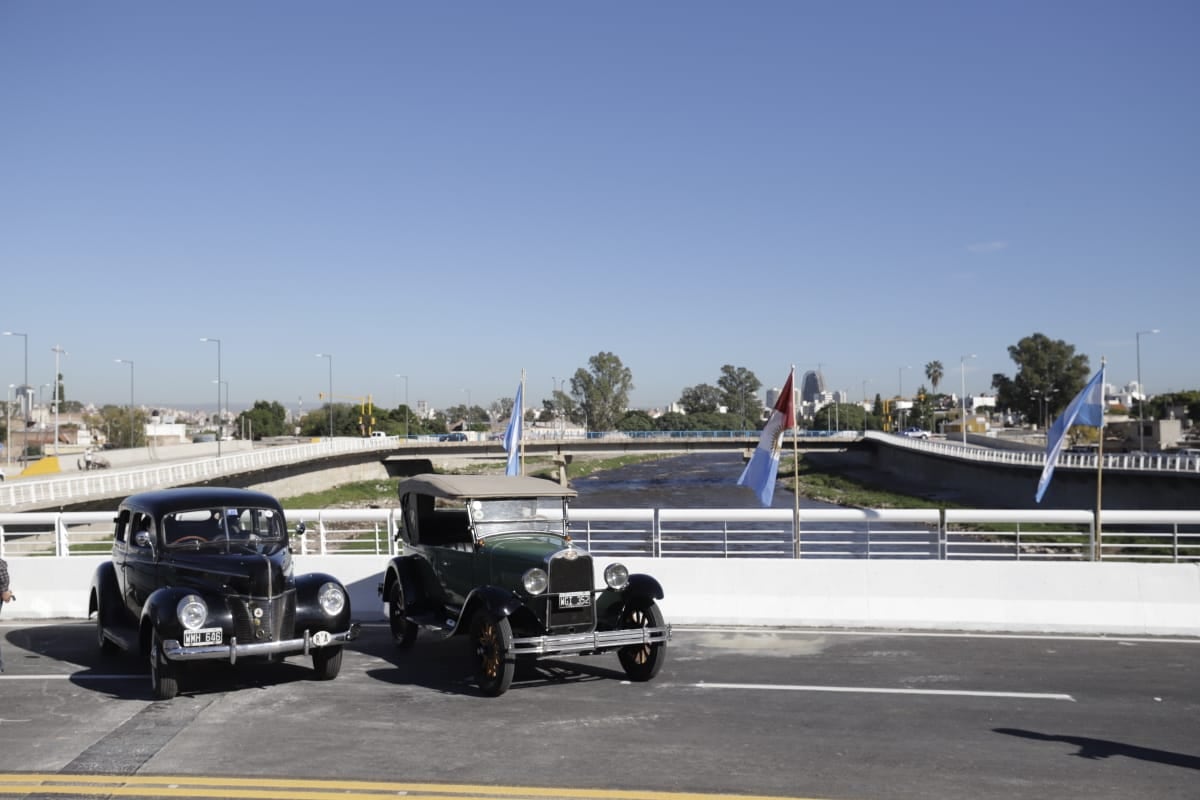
[511,624,671,656]
[163,623,360,664]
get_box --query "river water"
[570,452,839,510]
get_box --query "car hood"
[163,550,293,597]
[482,534,587,588]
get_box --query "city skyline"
[3,3,1196,410]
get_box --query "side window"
[113,509,130,544]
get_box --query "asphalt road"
[1,621,1197,800]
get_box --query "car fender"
[141,585,232,644]
[380,556,424,610]
[459,585,523,631]
[596,574,665,629]
[295,572,353,632]
[89,561,121,619]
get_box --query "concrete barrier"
[3,555,1198,637]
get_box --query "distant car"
[90,487,359,699]
[438,432,468,442]
[901,427,931,440]
[370,431,388,438]
[378,474,671,696]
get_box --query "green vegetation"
[781,455,950,509]
[278,481,399,510]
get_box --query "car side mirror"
[134,530,153,548]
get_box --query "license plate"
[558,591,591,609]
[183,628,223,646]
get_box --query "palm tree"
[925,360,944,393]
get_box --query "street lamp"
[316,354,333,436]
[201,337,222,457]
[115,359,135,448]
[5,384,13,468]
[3,331,27,419]
[1135,329,1160,453]
[50,344,66,456]
[212,379,229,440]
[897,365,911,429]
[861,379,872,432]
[463,389,472,429]
[959,354,976,444]
[395,374,409,440]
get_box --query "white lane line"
[671,625,1200,645]
[691,682,1075,701]
[0,674,142,680]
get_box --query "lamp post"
[3,331,27,419]
[897,365,911,429]
[201,337,222,457]
[213,379,229,440]
[315,354,333,437]
[5,384,13,468]
[115,359,135,448]
[395,374,409,440]
[1135,329,1160,453]
[959,354,976,444]
[50,344,66,456]
[463,389,472,430]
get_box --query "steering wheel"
[172,535,208,545]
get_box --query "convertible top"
[396,473,577,500]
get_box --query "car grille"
[229,590,296,643]
[547,552,594,629]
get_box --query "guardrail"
[3,507,1198,562]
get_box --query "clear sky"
[2,1,1197,415]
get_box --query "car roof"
[120,487,286,515]
[396,473,577,500]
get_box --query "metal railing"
[3,506,1198,562]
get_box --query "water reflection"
[571,452,837,510]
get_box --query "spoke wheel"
[470,610,514,697]
[388,582,417,649]
[148,630,179,700]
[617,600,666,682]
[312,646,343,680]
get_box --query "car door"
[123,510,158,616]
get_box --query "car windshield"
[466,497,568,538]
[163,506,287,548]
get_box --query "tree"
[678,383,722,414]
[617,410,655,432]
[571,351,633,432]
[235,401,288,440]
[992,333,1091,423]
[925,361,944,393]
[655,411,690,432]
[86,404,148,448]
[716,365,762,421]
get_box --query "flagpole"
[519,369,526,476]
[1094,359,1105,561]
[790,365,800,560]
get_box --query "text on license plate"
[558,591,591,609]
[183,628,223,646]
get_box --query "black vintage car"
[378,474,671,696]
[90,487,359,699]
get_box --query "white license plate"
[558,591,591,609]
[183,628,223,646]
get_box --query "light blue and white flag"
[1035,366,1106,503]
[503,380,523,476]
[737,368,795,507]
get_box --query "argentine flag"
[737,368,795,506]
[1035,366,1106,503]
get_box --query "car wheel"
[388,582,417,649]
[311,646,343,680]
[149,630,179,700]
[94,594,119,657]
[470,610,514,697]
[617,599,666,682]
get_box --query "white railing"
[3,507,1198,562]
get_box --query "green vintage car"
[378,474,670,696]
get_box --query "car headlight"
[522,568,548,595]
[604,562,629,590]
[318,582,346,616]
[177,595,208,631]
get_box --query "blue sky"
[2,1,1197,415]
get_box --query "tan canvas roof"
[396,474,577,500]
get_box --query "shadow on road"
[995,728,1200,771]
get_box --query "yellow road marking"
[0,774,827,800]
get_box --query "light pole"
[897,365,911,429]
[5,384,13,468]
[1135,329,1160,452]
[315,354,333,437]
[50,344,66,456]
[861,379,872,432]
[959,354,976,444]
[463,389,472,430]
[115,359,135,448]
[201,337,222,457]
[395,374,409,439]
[213,379,229,439]
[3,331,27,419]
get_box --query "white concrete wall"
[3,555,1198,636]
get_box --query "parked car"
[90,487,359,699]
[901,427,931,440]
[378,474,671,696]
[438,432,468,442]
